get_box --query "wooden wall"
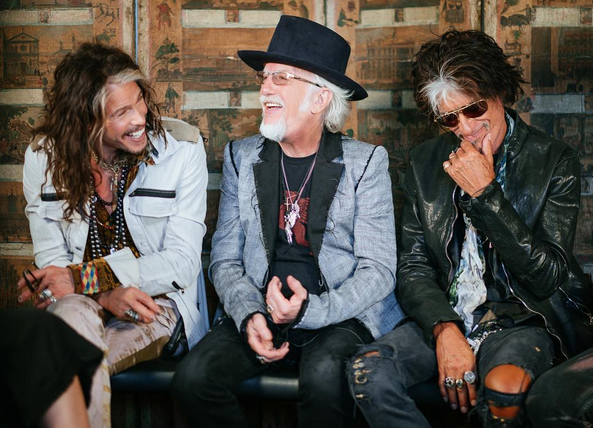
[1,0,592,309]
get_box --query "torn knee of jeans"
[350,345,392,385]
[477,386,528,424]
[483,387,528,408]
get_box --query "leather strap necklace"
[280,151,317,245]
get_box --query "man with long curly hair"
[348,30,593,428]
[16,43,209,428]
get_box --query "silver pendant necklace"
[280,151,317,245]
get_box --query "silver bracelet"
[467,328,502,355]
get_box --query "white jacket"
[23,120,209,348]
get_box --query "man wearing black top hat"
[172,15,405,427]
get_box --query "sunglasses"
[256,71,322,88]
[434,99,489,128]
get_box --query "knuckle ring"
[124,309,139,322]
[444,377,455,389]
[256,354,267,365]
[39,289,53,302]
[456,378,465,389]
[266,304,274,314]
[463,371,476,385]
[449,151,456,159]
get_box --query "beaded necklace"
[89,165,129,259]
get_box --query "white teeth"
[127,129,144,138]
[265,103,282,108]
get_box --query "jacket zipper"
[501,263,568,359]
[560,288,593,325]
[445,186,459,292]
[129,188,176,198]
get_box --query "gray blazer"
[209,132,404,339]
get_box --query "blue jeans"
[348,320,554,428]
[527,346,593,427]
[173,316,373,428]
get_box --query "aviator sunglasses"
[256,70,322,88]
[434,99,489,128]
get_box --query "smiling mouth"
[264,102,283,110]
[125,128,145,139]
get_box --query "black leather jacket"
[396,109,593,359]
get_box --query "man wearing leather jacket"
[349,30,593,428]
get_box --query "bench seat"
[111,358,445,405]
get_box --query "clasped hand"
[245,276,308,363]
[443,137,495,197]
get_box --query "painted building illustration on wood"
[1,0,592,310]
[3,31,39,82]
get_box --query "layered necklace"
[90,150,128,196]
[89,156,130,259]
[280,151,317,245]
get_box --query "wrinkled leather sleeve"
[396,161,463,337]
[460,148,581,301]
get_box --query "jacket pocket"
[129,188,176,198]
[129,193,178,218]
[40,198,67,221]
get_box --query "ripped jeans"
[527,346,593,427]
[348,320,554,428]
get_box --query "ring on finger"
[255,354,267,365]
[39,288,53,302]
[443,161,451,171]
[463,371,476,385]
[124,309,140,322]
[449,151,457,159]
[444,377,455,389]
[266,304,274,314]
[456,378,465,389]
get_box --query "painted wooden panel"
[1,0,593,307]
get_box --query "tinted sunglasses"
[255,70,322,88]
[434,99,489,128]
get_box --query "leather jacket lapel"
[253,140,280,264]
[308,132,344,264]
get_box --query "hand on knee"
[484,364,531,419]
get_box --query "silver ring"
[39,288,53,302]
[255,355,267,365]
[463,371,476,385]
[443,161,451,171]
[266,304,274,314]
[449,151,457,159]
[124,309,139,322]
[456,378,465,389]
[48,296,57,304]
[444,377,455,389]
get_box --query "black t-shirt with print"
[270,152,322,298]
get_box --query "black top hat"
[238,15,367,101]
